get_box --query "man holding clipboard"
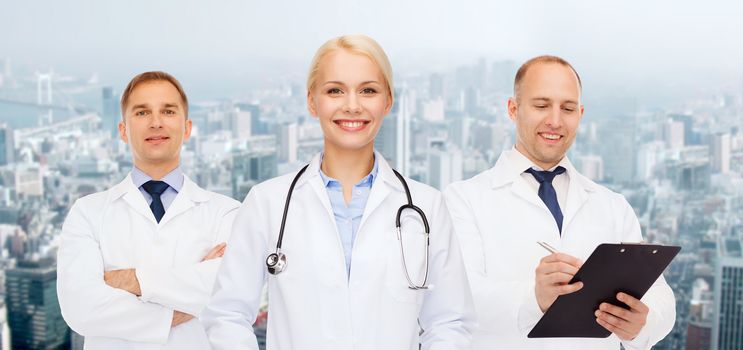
[443,55,676,349]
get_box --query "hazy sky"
[2,0,742,103]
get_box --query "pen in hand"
[537,241,558,254]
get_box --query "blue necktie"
[142,180,169,223]
[525,166,566,233]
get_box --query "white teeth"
[339,121,364,128]
[543,134,560,140]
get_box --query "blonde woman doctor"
[202,35,475,349]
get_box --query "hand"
[171,310,195,328]
[534,252,584,312]
[595,292,649,341]
[202,242,227,261]
[104,269,141,296]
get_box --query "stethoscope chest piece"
[266,251,287,275]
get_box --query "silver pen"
[537,241,559,254]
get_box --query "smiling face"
[508,62,584,170]
[118,80,192,176]
[307,49,392,154]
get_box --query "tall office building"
[230,108,252,139]
[599,115,636,184]
[0,300,10,350]
[236,103,265,135]
[0,124,14,166]
[277,122,298,163]
[712,237,743,350]
[5,259,69,350]
[663,118,686,149]
[710,133,731,174]
[375,91,400,167]
[395,91,412,174]
[231,148,277,200]
[670,113,697,145]
[429,73,444,100]
[421,98,445,122]
[575,155,604,182]
[101,86,119,137]
[375,90,411,173]
[427,142,462,190]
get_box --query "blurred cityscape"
[0,55,740,350]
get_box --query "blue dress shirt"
[131,166,184,212]
[319,157,379,278]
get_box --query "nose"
[545,106,563,128]
[148,112,164,128]
[343,94,362,114]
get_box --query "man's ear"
[507,97,518,122]
[118,120,128,144]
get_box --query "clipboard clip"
[620,240,645,245]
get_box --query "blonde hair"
[306,35,394,103]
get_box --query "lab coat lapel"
[301,153,349,278]
[116,174,159,224]
[562,160,595,232]
[304,153,335,220]
[489,152,546,211]
[158,176,209,226]
[357,152,400,232]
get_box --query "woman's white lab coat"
[202,152,475,350]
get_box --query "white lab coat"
[443,149,676,350]
[202,151,476,350]
[57,174,240,350]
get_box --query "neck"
[514,143,562,170]
[321,143,375,185]
[134,160,179,180]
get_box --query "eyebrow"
[129,103,180,111]
[130,103,149,110]
[530,97,579,104]
[322,80,381,86]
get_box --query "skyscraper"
[710,133,731,174]
[277,122,297,163]
[712,237,743,350]
[0,124,14,166]
[101,86,119,137]
[236,103,264,135]
[663,118,686,149]
[427,142,462,190]
[599,115,637,184]
[230,108,252,139]
[231,148,277,200]
[5,259,69,350]
[375,92,399,167]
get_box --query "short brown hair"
[120,71,189,119]
[513,55,582,98]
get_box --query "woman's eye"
[327,88,342,95]
[361,88,377,94]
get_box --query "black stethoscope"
[265,163,431,290]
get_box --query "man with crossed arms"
[444,56,676,349]
[57,71,240,349]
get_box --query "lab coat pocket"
[385,214,427,305]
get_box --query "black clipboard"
[527,243,680,338]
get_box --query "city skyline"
[1,2,742,349]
